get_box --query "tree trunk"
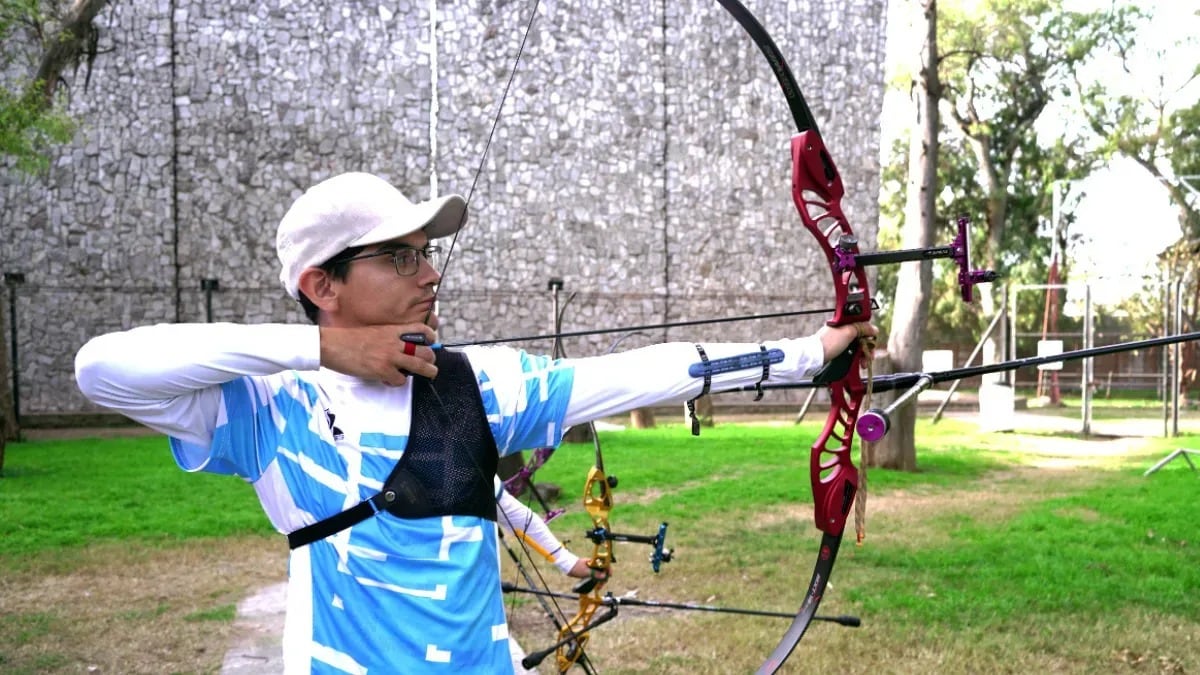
[31,0,114,106]
[630,408,656,429]
[881,0,940,473]
[496,453,525,484]
[562,424,593,444]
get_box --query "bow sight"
[583,521,674,574]
[806,214,998,394]
[847,215,999,304]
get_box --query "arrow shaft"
[442,307,836,348]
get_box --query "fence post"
[3,272,25,436]
[201,278,220,323]
[1081,284,1092,436]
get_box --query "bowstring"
[501,290,596,672]
[418,0,587,663]
[424,0,543,327]
[497,500,598,674]
[435,0,599,662]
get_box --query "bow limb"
[511,460,616,673]
[756,126,869,675]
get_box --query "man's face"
[329,231,441,328]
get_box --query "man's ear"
[298,267,339,313]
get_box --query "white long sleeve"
[74,322,320,447]
[76,321,826,453]
[464,336,827,430]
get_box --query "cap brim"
[348,194,468,248]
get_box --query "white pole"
[428,0,440,198]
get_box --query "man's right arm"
[74,323,321,447]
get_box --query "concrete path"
[220,582,286,674]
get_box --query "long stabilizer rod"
[501,582,861,627]
[726,330,1200,396]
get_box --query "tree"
[0,0,112,471]
[1,0,111,171]
[1074,8,1200,403]
[939,0,1139,307]
[876,0,940,472]
[876,0,1140,468]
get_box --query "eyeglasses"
[335,245,441,277]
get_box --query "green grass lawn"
[2,420,1198,673]
[0,435,273,563]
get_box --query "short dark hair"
[297,245,365,324]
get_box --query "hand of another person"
[568,558,608,580]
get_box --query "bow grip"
[572,576,600,595]
[809,342,856,385]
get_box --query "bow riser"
[791,132,870,327]
[789,130,867,539]
[555,465,614,672]
[812,379,863,536]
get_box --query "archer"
[74,171,875,673]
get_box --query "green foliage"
[879,136,1087,342]
[1073,6,1198,238]
[1166,100,1200,237]
[1167,102,1200,183]
[882,0,1142,341]
[0,0,79,173]
[0,0,45,35]
[0,85,74,173]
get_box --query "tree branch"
[31,0,111,109]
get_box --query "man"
[75,171,874,673]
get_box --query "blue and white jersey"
[74,322,826,674]
[168,347,573,674]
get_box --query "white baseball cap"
[276,172,467,299]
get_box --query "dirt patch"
[0,535,284,674]
[746,461,1112,550]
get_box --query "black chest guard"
[287,349,498,549]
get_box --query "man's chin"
[398,310,437,330]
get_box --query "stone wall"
[1,0,888,419]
